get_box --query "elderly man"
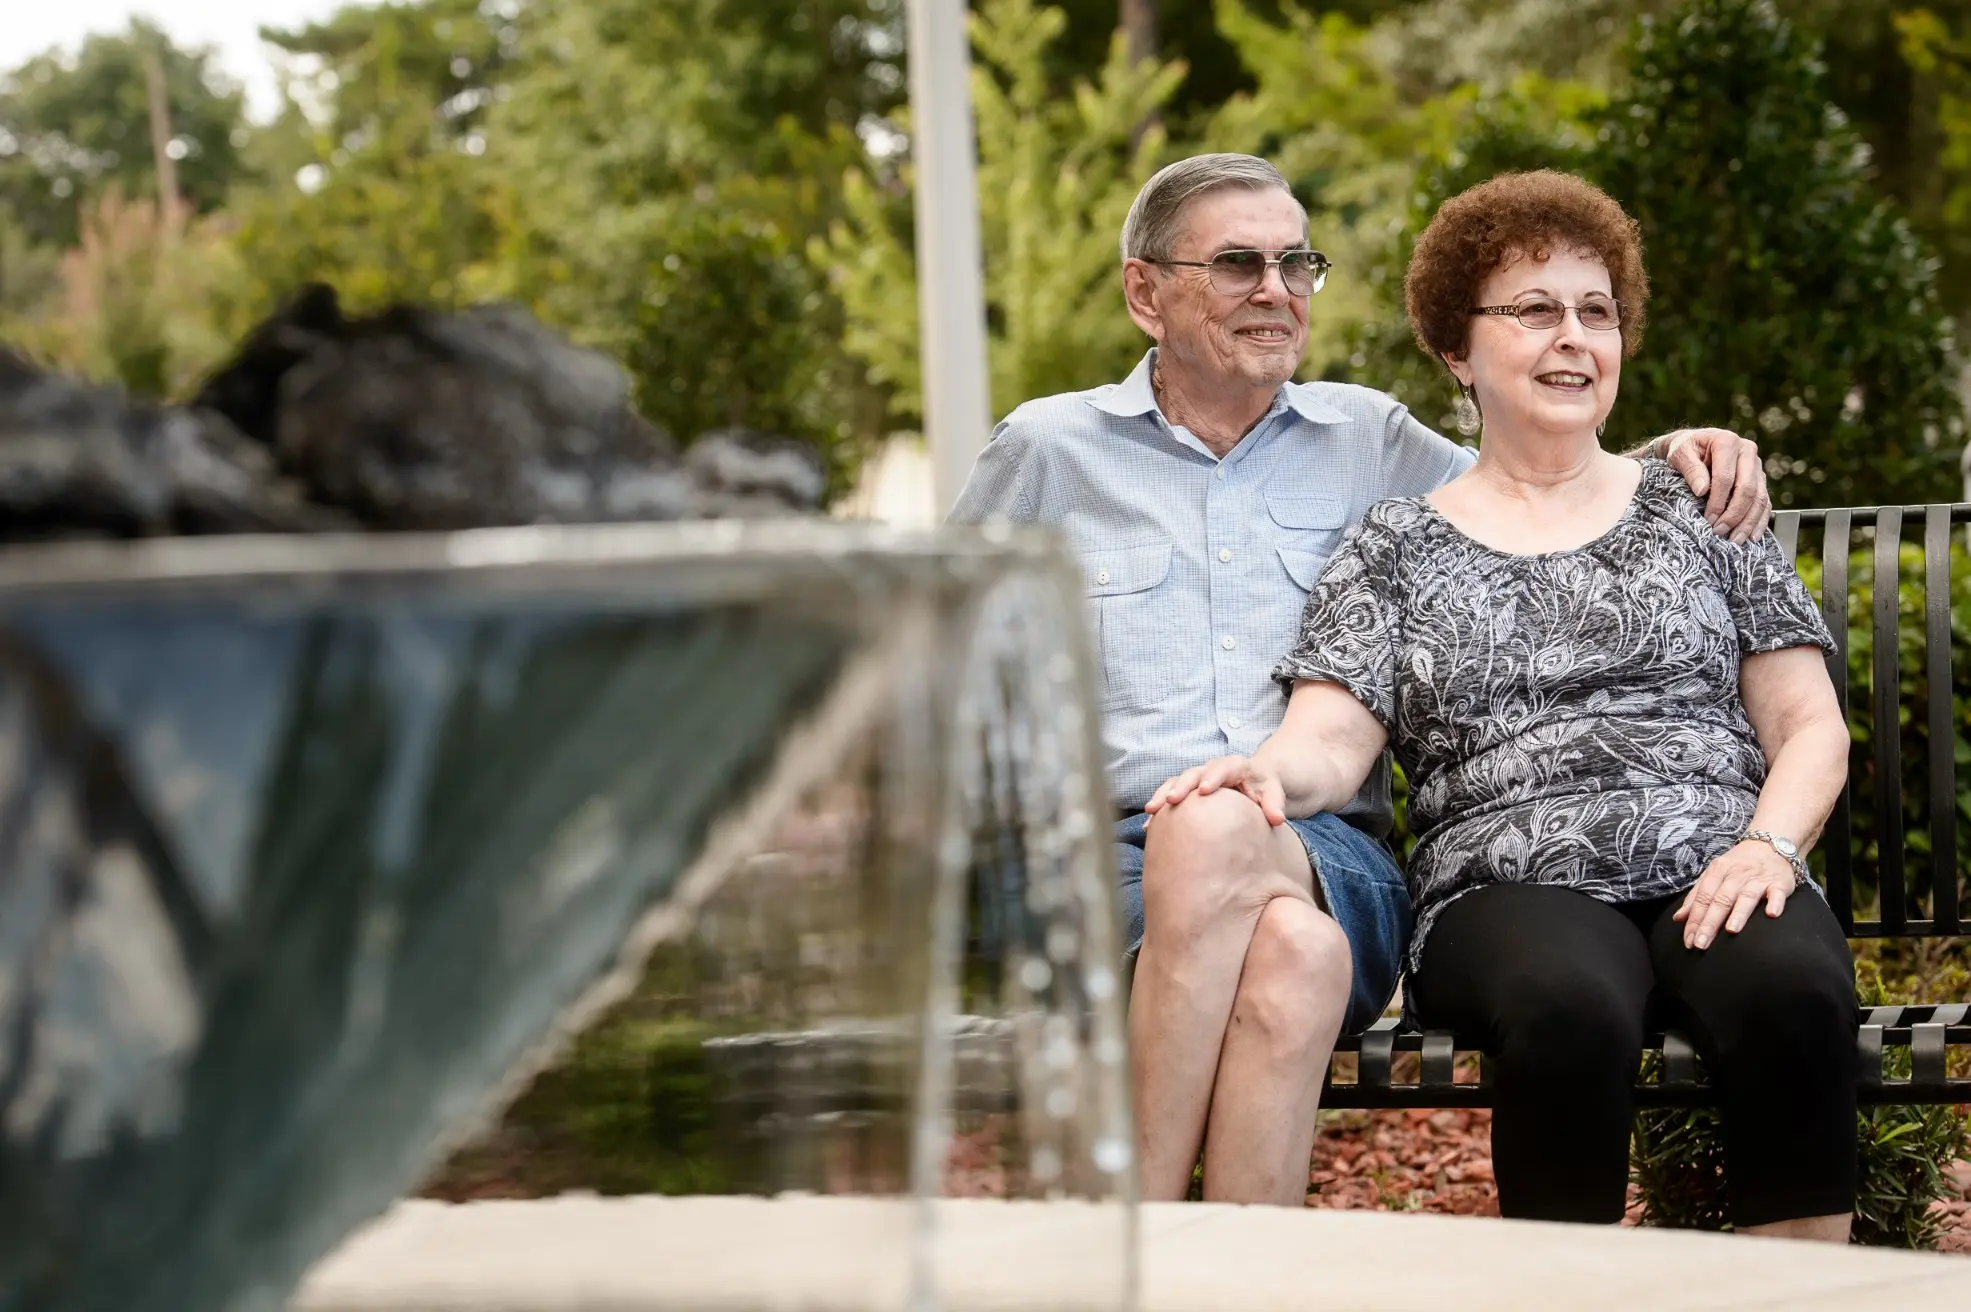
[948,154,1770,1206]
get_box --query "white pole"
[905,0,992,519]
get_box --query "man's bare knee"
[1145,788,1274,870]
[1142,790,1299,947]
[1232,900,1352,1054]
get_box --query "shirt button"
[1227,716,1244,730]
[1096,569,1110,585]
[1218,548,1233,563]
[1215,467,1226,480]
[1220,636,1237,651]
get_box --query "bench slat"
[1858,1024,1885,1096]
[1359,1018,1397,1091]
[1911,1023,1949,1094]
[1775,511,1801,566]
[1420,1032,1456,1091]
[1925,506,1959,934]
[1819,510,1855,932]
[1872,509,1906,933]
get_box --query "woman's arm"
[1738,644,1849,850]
[1146,679,1389,824]
[1676,644,1848,948]
[1255,680,1391,817]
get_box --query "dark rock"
[191,285,822,529]
[0,347,342,540]
[0,286,825,542]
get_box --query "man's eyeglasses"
[1152,249,1331,298]
[1471,295,1623,331]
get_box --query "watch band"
[1742,829,1809,880]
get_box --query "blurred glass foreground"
[0,520,1134,1312]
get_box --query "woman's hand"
[1146,755,1288,826]
[1673,840,1799,950]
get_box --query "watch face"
[1772,836,1799,858]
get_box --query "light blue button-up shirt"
[949,347,1476,829]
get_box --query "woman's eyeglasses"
[1471,295,1623,331]
[1152,249,1331,298]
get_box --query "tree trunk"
[142,47,184,233]
[1120,0,1159,150]
[1120,0,1158,66]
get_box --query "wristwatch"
[1741,829,1809,880]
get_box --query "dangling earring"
[1596,419,1608,440]
[1453,385,1481,437]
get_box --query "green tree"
[821,0,1185,425]
[261,0,515,145]
[1595,0,1963,506]
[1779,0,1971,317]
[0,21,249,247]
[478,0,909,474]
[1897,7,1971,302]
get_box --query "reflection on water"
[0,523,1133,1312]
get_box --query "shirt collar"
[1087,348,1349,425]
[1089,349,1162,417]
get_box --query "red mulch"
[1304,1108,1971,1255]
[1306,1108,1500,1216]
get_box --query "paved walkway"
[292,1194,1971,1311]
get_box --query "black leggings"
[1408,882,1858,1226]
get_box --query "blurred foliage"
[1350,0,1965,509]
[461,0,900,483]
[1597,0,1964,507]
[261,0,515,144]
[821,0,1185,423]
[225,98,508,321]
[0,21,249,249]
[4,191,244,398]
[1898,7,1971,293]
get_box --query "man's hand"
[1657,428,1771,543]
[1147,755,1288,826]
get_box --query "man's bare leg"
[1127,789,1343,1201]
[1199,896,1351,1204]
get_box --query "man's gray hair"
[1119,153,1308,263]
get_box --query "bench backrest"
[1774,504,1969,938]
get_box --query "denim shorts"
[1115,810,1412,1035]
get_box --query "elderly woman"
[1149,170,1856,1236]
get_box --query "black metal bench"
[1316,502,1971,1109]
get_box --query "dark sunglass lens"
[1515,298,1564,328]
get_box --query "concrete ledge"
[292,1194,1971,1312]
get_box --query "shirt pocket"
[1266,491,1348,593]
[1081,539,1175,715]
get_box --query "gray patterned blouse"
[1273,460,1835,974]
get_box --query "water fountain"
[0,519,1135,1312]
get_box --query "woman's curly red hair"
[1405,170,1648,367]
